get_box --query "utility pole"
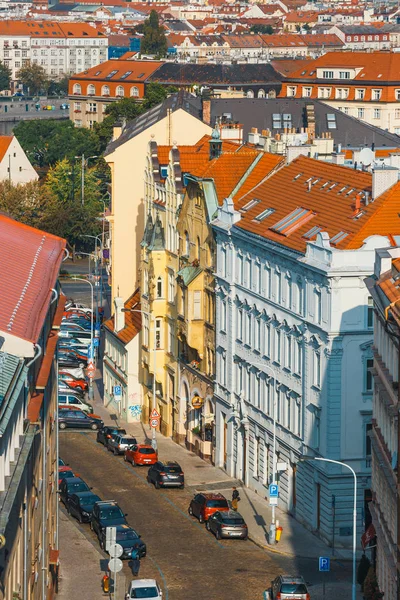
[81,154,85,206]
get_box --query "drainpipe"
[50,288,58,305]
[26,344,42,369]
[42,396,47,600]
[23,466,28,600]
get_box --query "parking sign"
[319,557,330,572]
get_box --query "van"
[58,393,93,413]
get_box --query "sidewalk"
[91,376,357,562]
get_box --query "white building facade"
[212,198,388,544]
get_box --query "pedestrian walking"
[232,487,240,511]
[130,548,141,577]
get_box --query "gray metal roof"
[0,352,26,435]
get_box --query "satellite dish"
[359,147,375,167]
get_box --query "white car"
[126,579,162,599]
[58,366,85,379]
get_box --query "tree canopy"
[250,24,274,34]
[141,10,167,57]
[0,61,11,92]
[16,62,48,95]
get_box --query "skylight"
[345,188,355,196]
[240,198,261,212]
[337,186,347,194]
[293,173,302,180]
[106,70,119,79]
[270,207,316,236]
[120,71,133,79]
[253,208,275,222]
[303,225,322,239]
[330,231,349,245]
[326,114,336,129]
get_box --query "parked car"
[58,408,103,430]
[58,371,88,391]
[60,103,70,110]
[62,315,92,327]
[59,477,91,505]
[65,301,92,314]
[206,510,248,540]
[61,321,90,332]
[126,579,163,599]
[58,465,75,485]
[58,458,65,466]
[90,500,128,536]
[58,347,88,364]
[58,381,85,397]
[188,493,229,523]
[264,576,310,600]
[98,523,146,558]
[56,365,85,379]
[58,393,93,413]
[66,491,101,523]
[124,444,157,466]
[59,331,92,345]
[58,351,85,369]
[147,461,184,489]
[108,434,138,456]
[96,426,127,448]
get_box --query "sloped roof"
[71,59,163,81]
[177,266,202,286]
[147,62,282,85]
[0,136,13,162]
[200,149,260,203]
[103,289,141,345]
[0,215,66,343]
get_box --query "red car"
[58,371,88,391]
[58,466,75,485]
[124,444,158,466]
[189,493,230,523]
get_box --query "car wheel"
[216,529,221,540]
[199,513,204,524]
[206,520,211,531]
[59,422,66,430]
[99,537,104,550]
[131,459,136,466]
[155,480,160,489]
[180,484,185,490]
[91,423,98,431]
[90,521,94,531]
[113,448,118,456]
[66,503,71,515]
[78,513,83,524]
[123,453,128,462]
[188,505,193,516]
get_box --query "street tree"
[0,61,11,92]
[16,62,48,95]
[0,180,51,229]
[141,10,167,56]
[250,24,274,34]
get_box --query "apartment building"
[279,52,400,134]
[0,214,66,600]
[365,248,400,600]
[0,21,108,81]
[211,157,400,543]
[68,59,163,128]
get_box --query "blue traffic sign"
[93,338,100,347]
[269,484,279,498]
[88,345,94,359]
[319,557,330,572]
[113,385,122,397]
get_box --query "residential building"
[0,135,38,183]
[329,25,392,50]
[103,91,210,313]
[279,51,400,134]
[103,290,142,423]
[211,155,400,544]
[0,214,66,600]
[0,21,108,81]
[365,247,400,600]
[68,59,163,128]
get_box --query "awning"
[361,523,376,549]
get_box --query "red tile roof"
[103,289,141,345]
[0,21,104,37]
[71,59,163,82]
[0,215,66,343]
[0,136,13,163]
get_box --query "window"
[313,410,320,449]
[396,90,400,101]
[294,342,302,375]
[372,89,382,100]
[318,87,331,99]
[130,86,139,97]
[196,237,201,261]
[168,321,174,354]
[253,208,275,222]
[275,329,281,364]
[288,86,297,96]
[367,296,374,328]
[74,101,81,110]
[339,71,350,79]
[365,358,373,392]
[246,313,252,346]
[286,395,291,430]
[255,261,261,293]
[193,291,201,319]
[184,231,190,256]
[271,207,315,236]
[143,269,149,296]
[335,88,349,100]
[238,253,244,285]
[287,278,292,309]
[221,246,227,277]
[253,437,260,478]
[263,322,271,357]
[356,89,365,100]
[116,85,124,97]
[254,319,261,352]
[87,83,95,95]
[314,289,322,325]
[285,335,292,370]
[73,83,81,94]
[365,423,372,459]
[276,271,282,303]
[302,87,312,98]
[101,84,110,96]
[220,300,227,332]
[322,70,334,78]
[374,108,381,119]
[358,108,365,119]
[395,108,400,119]
[156,277,163,298]
[246,258,252,288]
[313,351,321,388]
[265,265,271,298]
[143,315,149,347]
[155,319,162,349]
[237,308,243,341]
[168,271,175,303]
[220,353,227,387]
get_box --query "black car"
[96,426,127,448]
[90,500,128,536]
[59,458,65,466]
[98,524,146,558]
[58,352,85,369]
[58,408,103,431]
[59,477,91,505]
[147,461,184,489]
[66,491,101,523]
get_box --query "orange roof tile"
[234,153,285,200]
[71,59,163,82]
[0,136,13,162]
[103,289,141,345]
[200,149,260,203]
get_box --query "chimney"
[114,297,125,332]
[202,98,211,125]
[248,127,260,145]
[372,165,399,200]
[331,152,345,165]
[355,193,361,212]
[113,122,123,142]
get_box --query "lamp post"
[122,308,157,451]
[81,235,104,321]
[300,456,357,600]
[234,357,277,545]
[75,154,99,205]
[72,277,94,400]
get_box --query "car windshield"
[281,584,308,594]
[100,508,124,520]
[116,530,138,541]
[206,500,228,508]
[221,517,245,525]
[164,466,181,473]
[121,438,136,445]
[59,471,74,480]
[69,482,89,492]
[131,587,159,598]
[139,448,155,454]
[80,495,99,505]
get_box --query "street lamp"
[234,357,278,545]
[122,308,158,451]
[300,456,357,600]
[72,277,94,400]
[75,154,99,205]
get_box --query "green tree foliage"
[0,61,11,92]
[47,76,69,97]
[13,120,101,167]
[141,10,167,57]
[16,62,48,95]
[250,24,274,34]
[0,180,51,228]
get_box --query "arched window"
[185,231,190,256]
[102,84,110,96]
[247,90,254,98]
[130,86,139,97]
[73,83,81,94]
[116,85,124,97]
[156,277,163,298]
[87,84,95,95]
[268,90,276,99]
[257,89,265,98]
[197,237,201,261]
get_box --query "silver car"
[264,576,310,600]
[108,434,137,455]
[206,510,248,539]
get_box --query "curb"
[248,534,353,562]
